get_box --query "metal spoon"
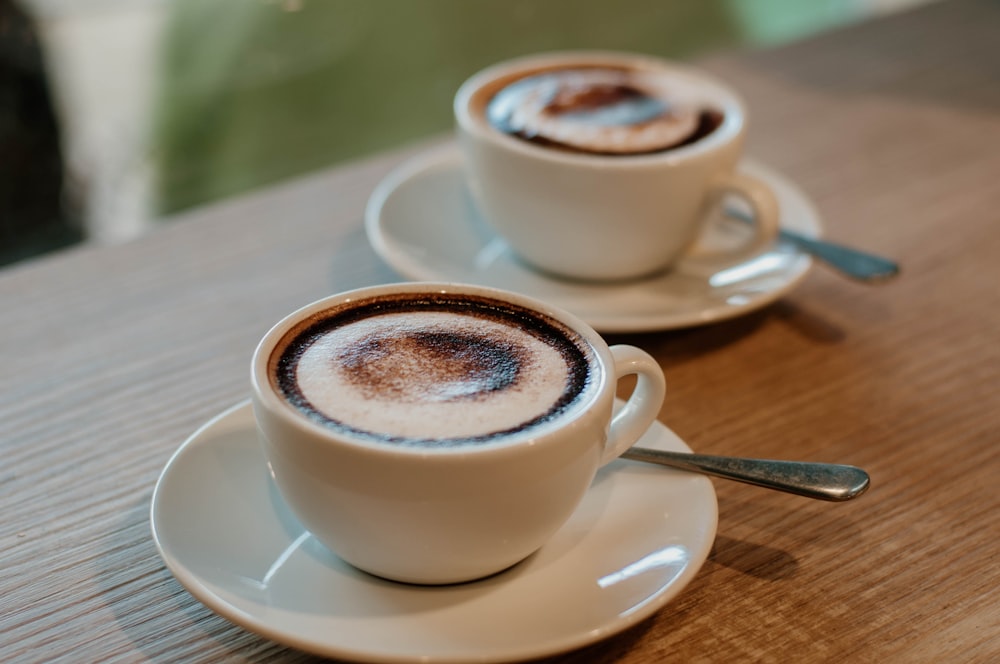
[622,446,870,501]
[726,207,900,283]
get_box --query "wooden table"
[3,1,998,661]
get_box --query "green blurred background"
[2,0,925,265]
[154,0,904,214]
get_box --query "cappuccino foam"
[486,66,721,155]
[271,294,595,446]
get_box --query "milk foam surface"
[283,308,590,444]
[487,67,702,154]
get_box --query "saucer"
[151,402,717,663]
[365,145,822,332]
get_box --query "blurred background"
[1,0,933,267]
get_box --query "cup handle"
[600,345,667,466]
[706,170,780,259]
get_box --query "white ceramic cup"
[250,282,666,584]
[455,50,780,281]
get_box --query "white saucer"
[365,145,822,333]
[151,402,717,663]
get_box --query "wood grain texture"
[2,1,999,662]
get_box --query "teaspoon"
[726,206,900,283]
[622,446,870,501]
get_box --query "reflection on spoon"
[623,446,870,501]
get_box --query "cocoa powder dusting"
[336,330,525,402]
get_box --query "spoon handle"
[622,447,870,502]
[726,207,900,283]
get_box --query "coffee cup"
[455,50,779,281]
[250,282,666,584]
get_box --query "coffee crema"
[485,66,722,155]
[270,293,596,446]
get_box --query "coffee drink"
[483,66,722,155]
[252,282,666,583]
[455,52,777,281]
[269,292,597,445]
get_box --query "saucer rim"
[150,401,718,663]
[365,144,821,333]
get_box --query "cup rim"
[250,281,613,457]
[454,49,746,168]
